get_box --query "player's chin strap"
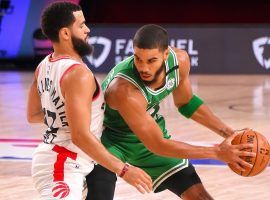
[178,95,204,118]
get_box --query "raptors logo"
[52,182,70,199]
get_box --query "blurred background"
[0,0,270,74]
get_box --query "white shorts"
[32,141,95,200]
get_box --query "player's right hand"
[217,131,256,171]
[121,165,152,194]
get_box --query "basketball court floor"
[0,71,269,200]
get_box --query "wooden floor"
[0,71,269,200]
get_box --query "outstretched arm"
[105,77,255,172]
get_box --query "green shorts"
[101,128,189,191]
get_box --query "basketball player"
[86,24,255,200]
[26,2,152,199]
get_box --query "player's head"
[133,24,169,85]
[41,1,92,56]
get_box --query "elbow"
[27,114,36,123]
[27,116,32,123]
[26,109,44,123]
[174,95,193,109]
[26,110,32,123]
[174,100,188,109]
[27,114,42,123]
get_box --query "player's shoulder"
[107,77,140,99]
[170,47,189,63]
[170,47,190,76]
[112,77,137,91]
[106,76,146,109]
[62,63,94,85]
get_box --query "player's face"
[70,11,93,56]
[133,47,169,85]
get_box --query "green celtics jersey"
[102,47,180,138]
[101,47,189,188]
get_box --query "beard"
[71,35,93,57]
[141,61,166,86]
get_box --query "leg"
[85,164,117,200]
[32,143,93,200]
[155,162,213,200]
[181,183,213,200]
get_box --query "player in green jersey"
[86,24,255,200]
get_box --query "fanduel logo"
[85,36,112,68]
[252,37,270,69]
[84,36,199,68]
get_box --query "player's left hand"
[121,165,152,194]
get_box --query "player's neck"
[52,44,82,62]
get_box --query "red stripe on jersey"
[59,64,81,86]
[52,145,77,182]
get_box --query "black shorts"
[155,162,202,197]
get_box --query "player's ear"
[59,27,71,41]
[163,48,169,60]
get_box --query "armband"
[178,95,204,118]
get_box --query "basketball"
[228,129,270,177]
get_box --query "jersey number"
[43,108,59,143]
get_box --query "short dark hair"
[133,24,168,52]
[41,1,81,42]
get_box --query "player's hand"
[121,165,152,194]
[217,131,256,171]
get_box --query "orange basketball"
[228,129,270,177]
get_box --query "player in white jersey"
[26,2,152,199]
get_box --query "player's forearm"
[190,104,234,138]
[27,80,44,123]
[72,133,124,175]
[136,118,218,160]
[154,139,220,160]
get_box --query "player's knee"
[181,183,214,200]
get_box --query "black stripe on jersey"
[165,65,178,75]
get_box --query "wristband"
[119,163,129,177]
[178,95,204,118]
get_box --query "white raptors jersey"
[36,54,104,144]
